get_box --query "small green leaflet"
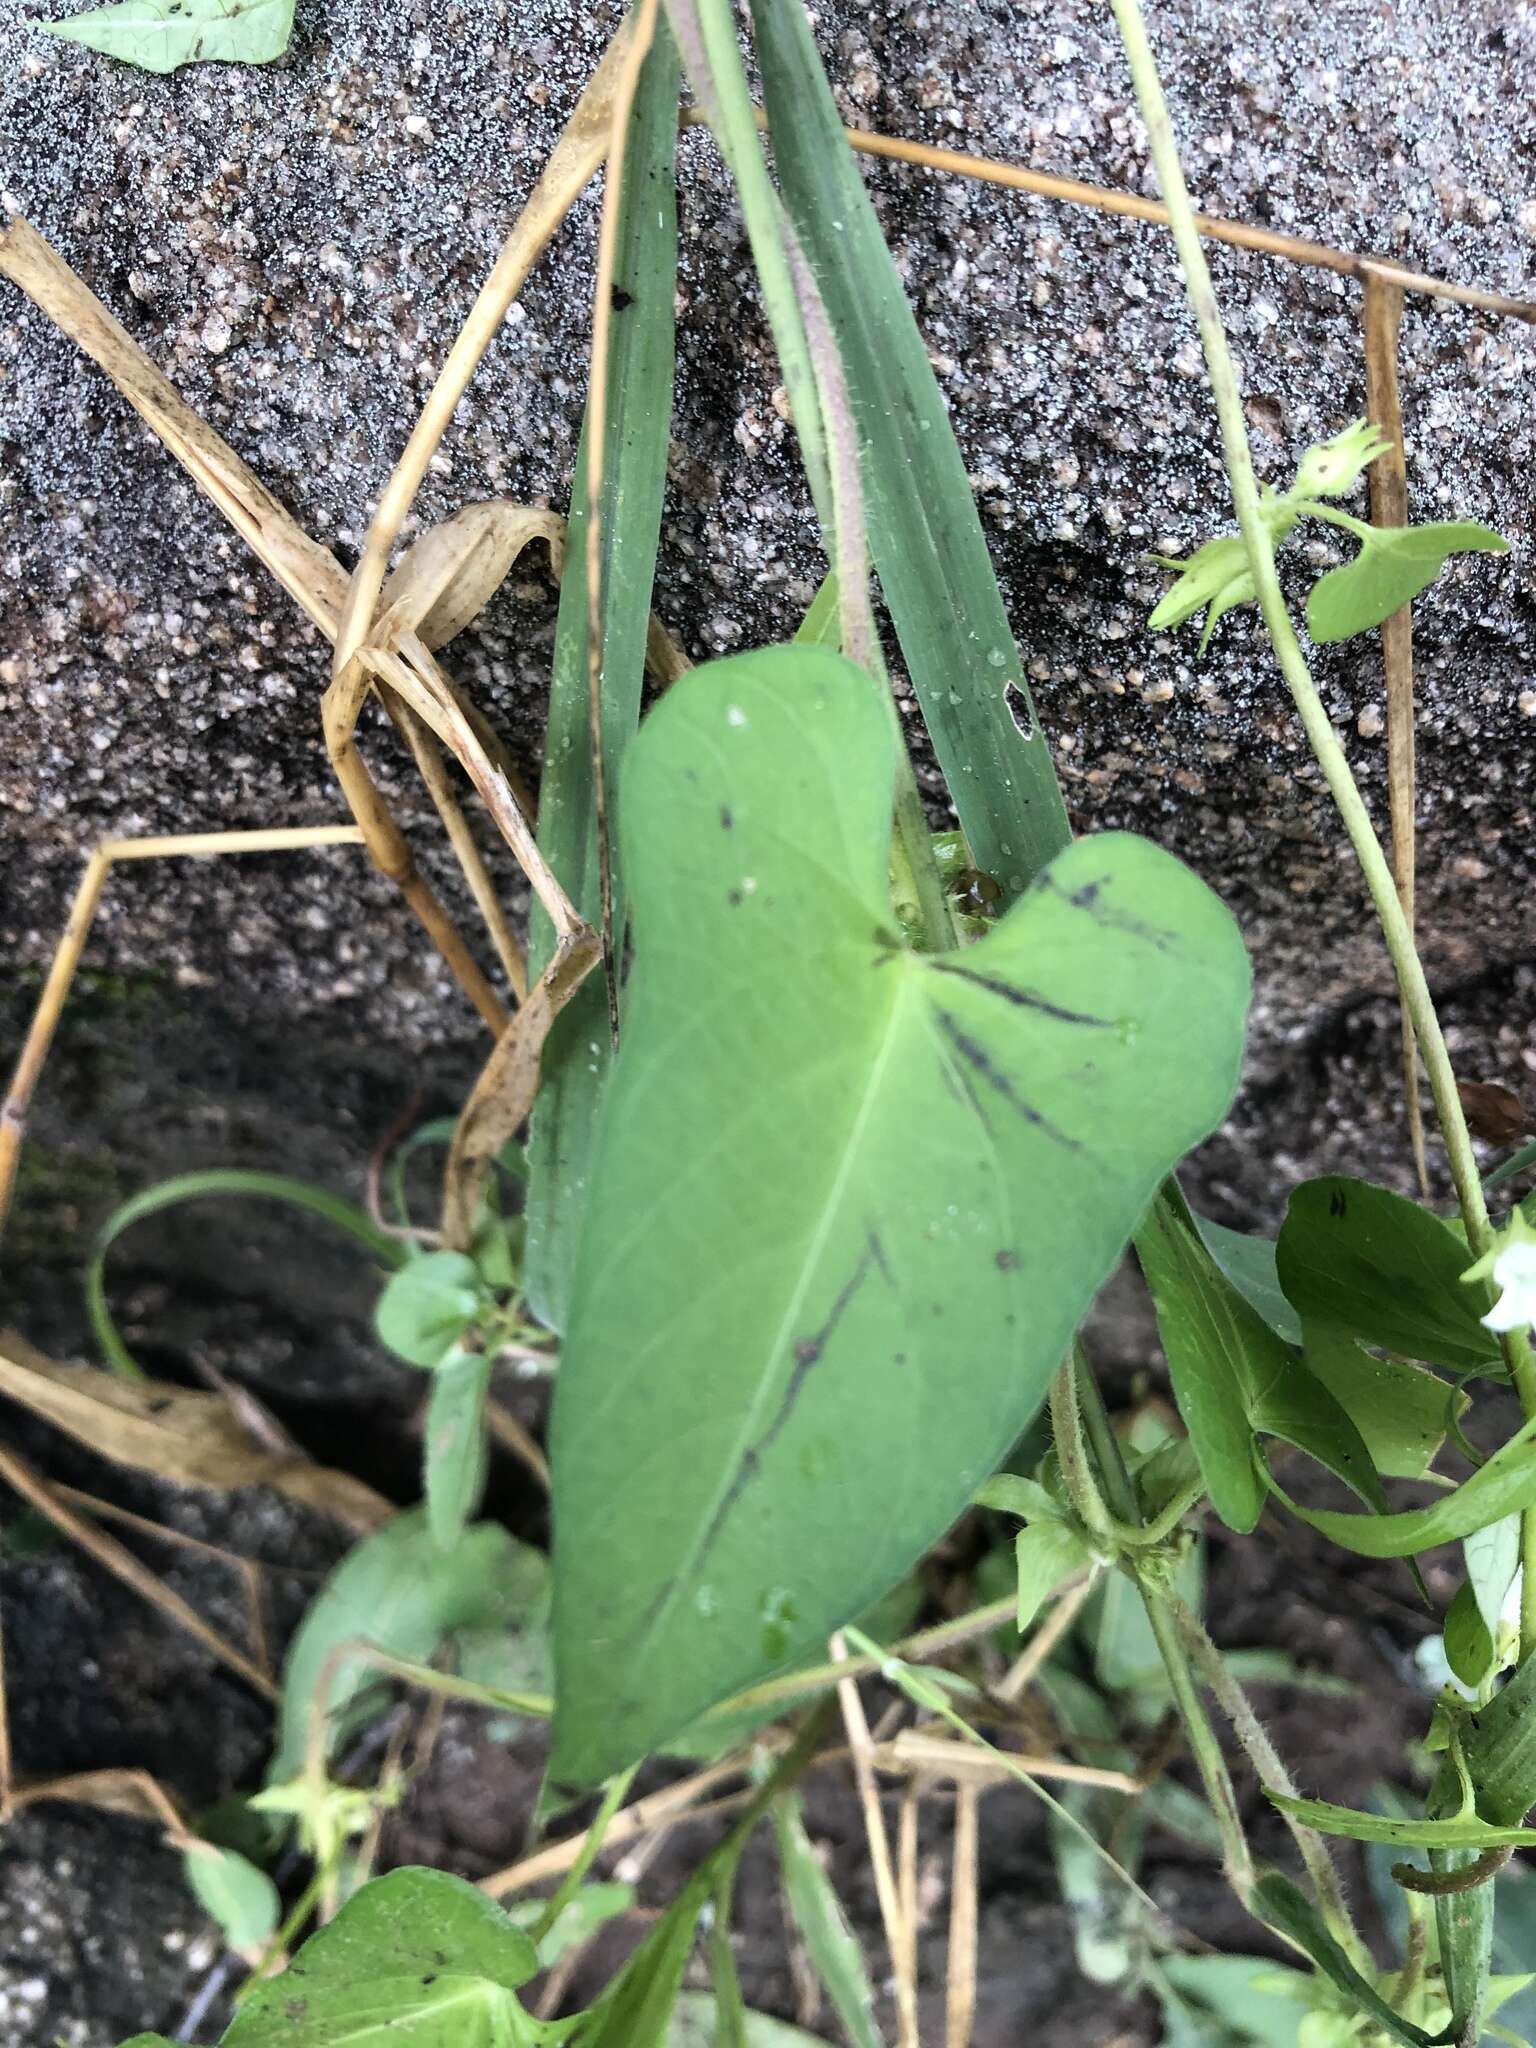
[375,1251,485,1368]
[1299,1321,1452,1481]
[221,1867,542,2048]
[1306,521,1508,643]
[183,1842,279,1951]
[43,0,295,72]
[1013,1520,1092,1632]
[1443,1580,1496,1691]
[549,644,1250,1783]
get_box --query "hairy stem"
[1105,0,1536,1666]
[1070,1358,1254,1903]
[1170,1589,1360,1955]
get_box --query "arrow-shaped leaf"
[1306,520,1507,643]
[549,644,1250,1783]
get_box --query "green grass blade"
[87,1169,406,1379]
[749,0,1071,896]
[522,26,682,1333]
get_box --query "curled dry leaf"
[0,1331,389,1534]
[377,502,565,652]
[442,924,603,1250]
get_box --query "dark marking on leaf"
[1329,1188,1348,1218]
[1040,871,1177,953]
[995,1250,1020,1271]
[611,285,635,311]
[728,888,743,907]
[720,804,734,830]
[929,958,1112,1027]
[932,1006,1080,1151]
[689,1237,886,1575]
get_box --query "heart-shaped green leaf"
[548,644,1250,1783]
[1306,521,1507,643]
[223,1868,540,2047]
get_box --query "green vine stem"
[1168,1589,1360,1957]
[1106,0,1536,1665]
[1069,1356,1256,1906]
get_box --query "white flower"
[1463,1210,1536,1335]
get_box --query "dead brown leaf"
[378,502,565,652]
[0,1331,389,1534]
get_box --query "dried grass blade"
[0,1331,390,1534]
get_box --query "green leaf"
[1267,1792,1536,1851]
[1487,1140,1536,1196]
[522,30,681,1336]
[1157,1954,1313,2048]
[1300,1320,1453,1481]
[771,1794,882,2048]
[88,1169,405,1379]
[182,1842,280,1951]
[749,0,1073,894]
[667,1997,831,2047]
[505,1882,633,1970]
[1191,1215,1302,1346]
[1444,1580,1497,1691]
[272,1511,538,1780]
[375,1252,484,1369]
[1463,1647,1536,1828]
[1306,521,1508,644]
[223,1867,541,2048]
[424,1350,492,1552]
[794,572,841,649]
[975,1473,1063,1523]
[549,645,1250,1782]
[1252,1871,1433,2048]
[571,1877,709,2048]
[1014,1520,1093,1632]
[43,0,294,70]
[1276,1176,1501,1374]
[1147,533,1257,651]
[1137,1191,1384,1533]
[1466,1515,1522,1642]
[1291,419,1392,501]
[1278,1406,1536,1560]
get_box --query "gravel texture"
[1,0,1532,1151]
